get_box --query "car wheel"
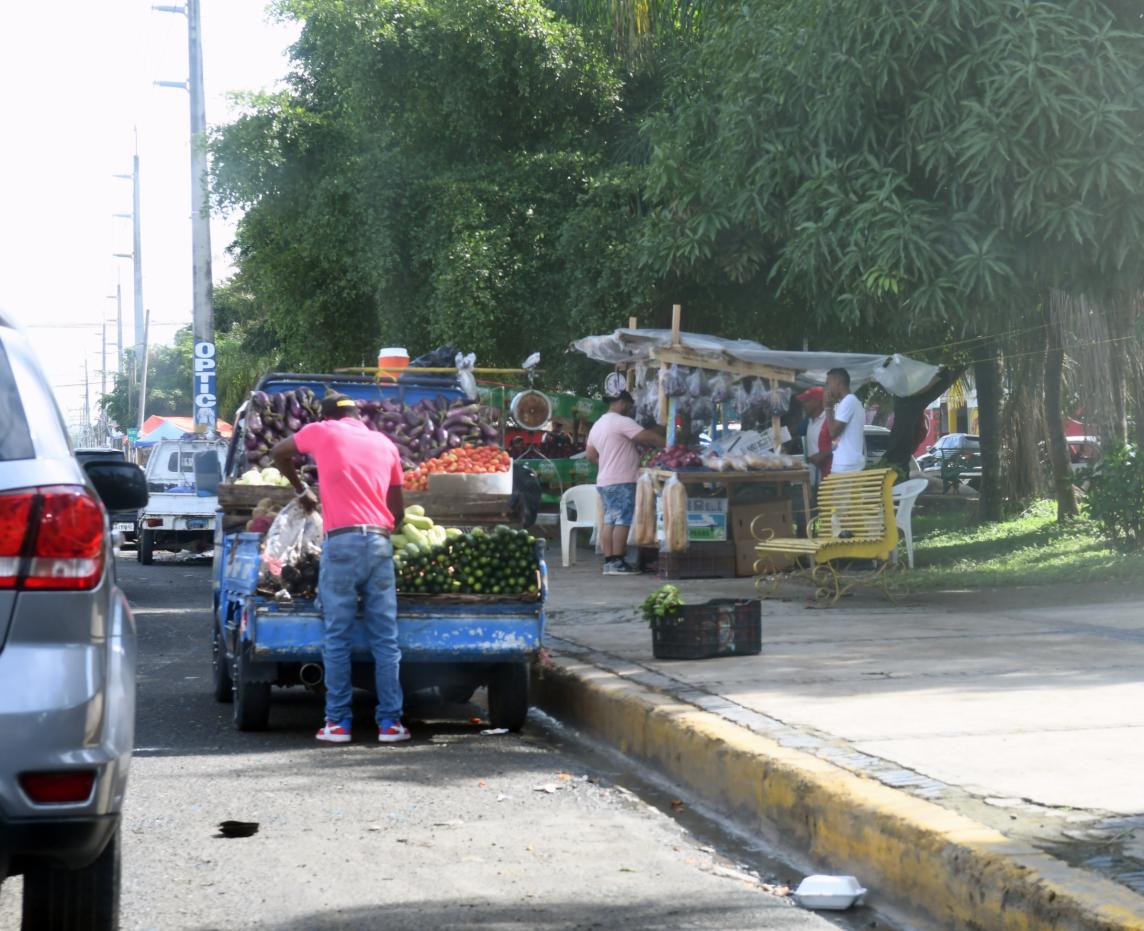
[22,823,120,931]
[232,645,271,731]
[487,662,529,732]
[138,529,154,566]
[212,622,234,704]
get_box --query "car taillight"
[20,771,97,804]
[0,492,35,588]
[0,486,106,591]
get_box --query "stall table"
[640,466,813,578]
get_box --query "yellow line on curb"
[534,656,1144,931]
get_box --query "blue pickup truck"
[210,372,546,733]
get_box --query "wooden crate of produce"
[403,491,514,526]
[218,482,296,511]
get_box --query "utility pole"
[138,310,151,435]
[83,358,91,446]
[101,319,107,399]
[156,0,217,436]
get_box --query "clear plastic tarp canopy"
[571,329,940,398]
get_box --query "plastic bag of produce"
[633,473,657,546]
[263,500,324,581]
[661,474,688,553]
[691,396,715,425]
[732,381,752,417]
[455,352,478,400]
[635,378,660,426]
[767,383,792,416]
[708,373,732,404]
[686,368,707,398]
[661,364,688,398]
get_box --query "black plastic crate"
[650,598,762,660]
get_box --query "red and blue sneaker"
[316,719,352,743]
[378,720,411,744]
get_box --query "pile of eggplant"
[357,396,500,470]
[241,389,500,473]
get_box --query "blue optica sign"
[194,340,217,431]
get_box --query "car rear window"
[865,435,890,456]
[0,343,35,461]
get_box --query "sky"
[0,2,301,427]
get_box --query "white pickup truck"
[137,436,228,564]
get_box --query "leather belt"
[325,524,391,540]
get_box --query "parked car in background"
[0,312,149,930]
[136,436,226,564]
[863,425,923,477]
[1066,436,1101,473]
[917,432,981,473]
[75,447,139,546]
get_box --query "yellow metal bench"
[752,468,899,604]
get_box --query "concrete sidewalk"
[536,556,1144,928]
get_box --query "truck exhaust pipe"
[299,663,324,687]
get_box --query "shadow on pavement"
[193,897,811,931]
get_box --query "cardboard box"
[730,500,792,543]
[656,495,729,542]
[736,541,795,577]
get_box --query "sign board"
[126,428,139,442]
[193,340,217,433]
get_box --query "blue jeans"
[317,533,402,726]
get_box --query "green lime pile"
[394,525,541,597]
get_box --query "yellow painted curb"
[534,656,1144,931]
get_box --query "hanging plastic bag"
[691,396,715,425]
[686,368,707,398]
[661,364,688,398]
[455,351,478,400]
[767,384,792,416]
[708,373,732,403]
[633,473,657,546]
[636,378,660,425]
[732,381,752,417]
[661,474,688,553]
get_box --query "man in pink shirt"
[271,392,410,745]
[586,390,664,575]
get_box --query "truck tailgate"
[248,600,544,663]
[144,492,218,517]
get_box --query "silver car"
[0,314,148,930]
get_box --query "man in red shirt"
[271,393,410,745]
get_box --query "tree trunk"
[884,368,963,473]
[1044,308,1078,520]
[974,347,1004,523]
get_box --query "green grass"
[891,499,1144,591]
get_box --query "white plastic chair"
[891,478,928,568]
[560,485,600,567]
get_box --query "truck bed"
[219,533,546,664]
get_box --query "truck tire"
[487,662,529,732]
[22,822,120,931]
[138,529,155,566]
[232,646,271,731]
[212,622,233,704]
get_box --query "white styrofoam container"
[427,470,513,496]
[793,875,867,910]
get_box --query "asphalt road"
[1,552,880,931]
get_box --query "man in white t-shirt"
[824,368,866,474]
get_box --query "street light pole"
[155,0,217,436]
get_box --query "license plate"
[186,519,209,530]
[113,522,134,533]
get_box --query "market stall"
[573,307,942,579]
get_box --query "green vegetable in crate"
[394,524,541,597]
[641,585,684,626]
